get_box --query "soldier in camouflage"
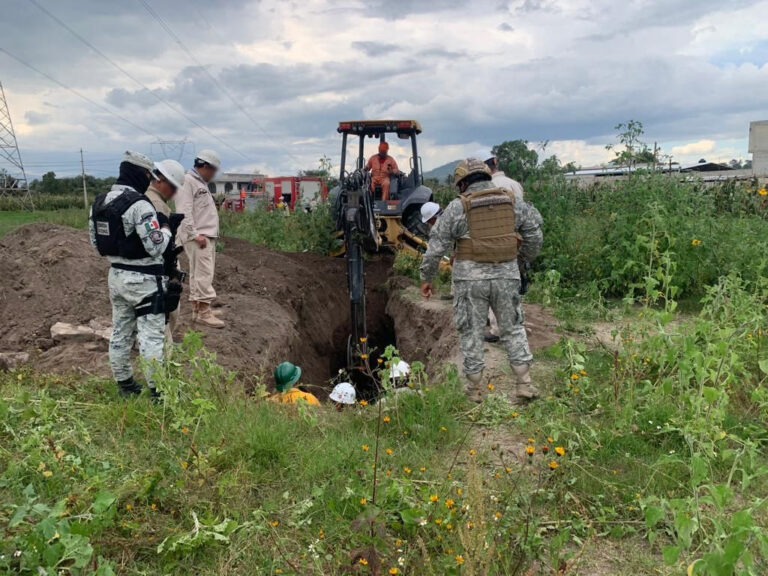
[89,151,172,399]
[420,158,543,402]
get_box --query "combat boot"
[117,377,142,398]
[196,303,225,329]
[512,364,540,401]
[465,371,485,403]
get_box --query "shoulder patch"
[140,212,155,222]
[149,230,164,244]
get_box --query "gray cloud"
[1,0,766,176]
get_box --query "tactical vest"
[455,187,520,263]
[91,189,150,259]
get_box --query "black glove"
[169,213,185,236]
[519,261,531,296]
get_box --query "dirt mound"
[0,224,373,391]
[387,283,561,367]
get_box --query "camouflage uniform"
[420,180,543,377]
[89,184,171,390]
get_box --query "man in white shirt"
[485,156,524,203]
[484,156,525,342]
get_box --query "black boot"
[117,377,142,397]
[484,331,500,343]
[149,387,163,404]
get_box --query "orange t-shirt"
[366,154,399,185]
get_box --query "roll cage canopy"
[337,120,422,136]
[338,120,423,183]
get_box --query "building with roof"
[749,120,768,176]
[209,171,265,196]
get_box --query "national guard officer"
[419,158,543,402]
[89,151,171,399]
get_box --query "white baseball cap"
[329,382,357,405]
[420,202,441,223]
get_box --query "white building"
[209,172,265,196]
[749,121,768,176]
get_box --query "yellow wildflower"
[468,449,476,456]
[389,569,399,575]
[385,448,393,455]
[440,426,448,432]
[487,383,495,391]
[360,353,369,359]
[403,467,412,475]
[125,503,133,511]
[525,445,535,455]
[759,188,767,196]
[42,470,53,478]
[360,498,367,505]
[547,436,554,443]
[456,555,465,565]
[419,466,426,472]
[554,446,565,456]
[360,337,367,343]
[527,437,535,444]
[504,466,512,474]
[446,523,453,531]
[549,460,559,470]
[359,400,368,406]
[386,469,392,477]
[430,494,439,502]
[359,558,368,565]
[362,444,370,452]
[181,461,189,469]
[151,503,157,511]
[691,238,702,247]
[444,498,455,508]
[579,370,587,376]
[435,518,443,525]
[383,415,391,423]
[571,373,579,380]
[181,427,189,435]
[510,411,518,418]
[270,519,279,527]
[456,488,463,496]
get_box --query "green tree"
[492,140,539,182]
[606,120,656,169]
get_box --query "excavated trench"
[0,225,486,398]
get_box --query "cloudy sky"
[2,0,767,180]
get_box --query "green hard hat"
[274,362,302,392]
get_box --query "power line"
[138,0,302,165]
[0,81,33,208]
[26,0,249,161]
[0,47,160,140]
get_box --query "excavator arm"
[339,170,379,371]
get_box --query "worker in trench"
[419,158,543,403]
[144,159,187,349]
[269,362,321,405]
[175,149,225,329]
[89,151,176,400]
[365,141,400,201]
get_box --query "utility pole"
[0,81,32,209]
[80,148,87,209]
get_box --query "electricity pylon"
[0,81,32,209]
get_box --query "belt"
[111,263,164,276]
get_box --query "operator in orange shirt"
[365,141,400,201]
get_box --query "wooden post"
[80,148,87,209]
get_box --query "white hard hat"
[196,149,221,169]
[390,360,410,379]
[329,382,357,405]
[420,202,441,223]
[153,159,185,189]
[123,150,154,172]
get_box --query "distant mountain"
[423,160,460,182]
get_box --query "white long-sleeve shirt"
[491,171,525,204]
[176,169,219,243]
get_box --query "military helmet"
[453,158,492,186]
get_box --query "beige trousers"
[185,238,217,304]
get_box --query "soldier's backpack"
[91,189,150,259]
[455,187,521,263]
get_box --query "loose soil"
[0,224,560,398]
